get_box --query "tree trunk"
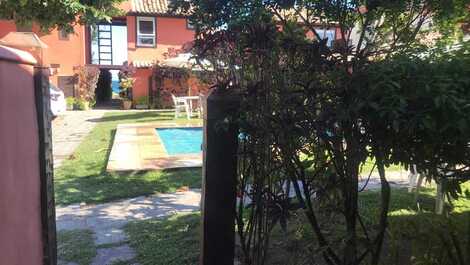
[343,134,359,265]
[371,157,391,265]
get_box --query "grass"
[109,260,135,265]
[57,229,96,265]
[360,157,403,175]
[54,111,202,206]
[125,213,201,265]
[123,184,470,265]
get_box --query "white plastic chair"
[172,94,190,119]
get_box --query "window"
[58,29,70,40]
[16,22,32,32]
[137,17,156,47]
[315,28,336,47]
[187,19,195,30]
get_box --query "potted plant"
[119,77,134,109]
[66,97,75,110]
[118,62,136,110]
[134,96,149,109]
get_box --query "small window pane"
[99,31,111,38]
[187,19,195,30]
[100,39,111,46]
[99,25,111,31]
[16,23,32,32]
[314,28,335,47]
[139,20,154,34]
[59,29,69,40]
[138,37,155,46]
[100,53,112,60]
[100,46,111,53]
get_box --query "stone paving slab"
[57,190,200,264]
[56,190,201,245]
[91,245,136,265]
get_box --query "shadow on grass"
[383,211,470,265]
[119,187,469,265]
[55,168,202,206]
[357,189,470,265]
[102,128,116,172]
[86,111,175,123]
[125,213,201,265]
[258,188,470,265]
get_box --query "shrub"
[118,62,136,100]
[74,98,89,110]
[73,65,99,105]
[65,97,75,109]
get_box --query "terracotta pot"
[121,100,132,110]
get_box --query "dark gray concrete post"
[34,67,57,265]
[200,88,239,265]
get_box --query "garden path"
[52,110,109,168]
[55,172,412,264]
[56,189,201,265]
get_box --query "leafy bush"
[74,98,89,110]
[73,65,99,105]
[65,97,75,109]
[118,62,136,100]
[174,1,470,265]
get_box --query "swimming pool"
[156,127,203,155]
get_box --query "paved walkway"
[52,110,108,168]
[56,190,201,265]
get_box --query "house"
[0,0,198,106]
[0,21,88,96]
[93,0,198,103]
[0,1,345,107]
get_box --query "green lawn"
[360,157,403,175]
[57,229,96,265]
[54,111,202,206]
[124,184,470,265]
[125,213,201,265]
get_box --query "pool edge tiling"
[106,122,203,171]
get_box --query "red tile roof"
[130,0,171,15]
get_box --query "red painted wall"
[0,46,43,265]
[127,15,196,101]
[133,68,152,100]
[0,20,86,87]
[127,16,195,62]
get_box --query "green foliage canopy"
[172,0,470,264]
[0,0,124,32]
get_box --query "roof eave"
[126,11,187,18]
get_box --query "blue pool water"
[156,127,203,155]
[112,80,120,93]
